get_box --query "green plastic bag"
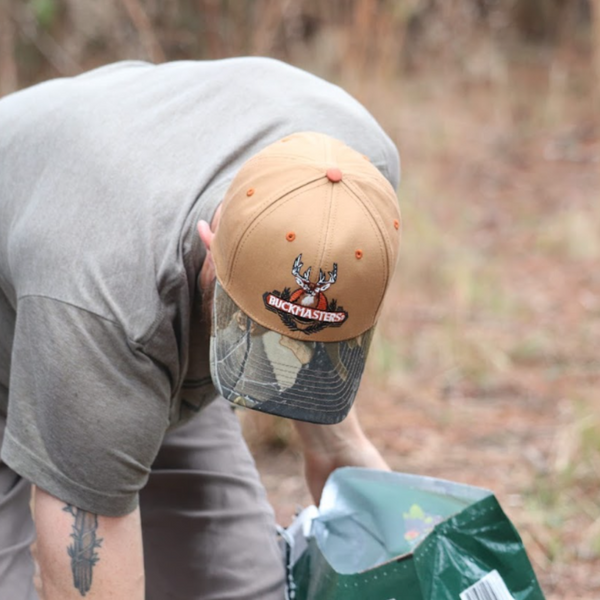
[281,468,545,600]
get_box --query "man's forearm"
[294,407,390,503]
[34,487,144,599]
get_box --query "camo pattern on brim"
[210,280,374,424]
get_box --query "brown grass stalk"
[197,0,224,58]
[121,0,166,63]
[0,0,18,96]
[13,1,81,77]
[592,0,600,115]
[251,0,283,57]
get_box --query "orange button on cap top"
[326,168,343,183]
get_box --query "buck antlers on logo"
[290,254,337,310]
[262,252,348,333]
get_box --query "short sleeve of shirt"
[1,296,171,517]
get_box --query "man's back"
[0,58,399,407]
[0,58,400,516]
[0,58,401,599]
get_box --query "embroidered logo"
[263,254,348,335]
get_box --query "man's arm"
[34,487,144,599]
[293,407,390,504]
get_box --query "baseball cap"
[210,132,400,424]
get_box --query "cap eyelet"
[355,249,363,259]
[286,232,296,242]
[393,219,400,230]
[246,188,255,197]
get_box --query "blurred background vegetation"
[1,1,599,599]
[0,0,598,91]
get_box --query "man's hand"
[293,407,390,504]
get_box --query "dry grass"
[247,42,600,600]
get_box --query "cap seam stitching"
[218,175,326,287]
[317,185,333,270]
[319,139,337,269]
[341,180,389,324]
[226,178,328,285]
[321,183,337,275]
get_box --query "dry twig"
[13,1,81,77]
[0,0,18,96]
[121,0,166,63]
[592,0,600,115]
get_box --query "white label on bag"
[459,570,515,600]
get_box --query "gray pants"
[0,399,286,599]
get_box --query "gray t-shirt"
[0,58,400,516]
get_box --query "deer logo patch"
[263,254,348,335]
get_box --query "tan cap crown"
[212,132,401,343]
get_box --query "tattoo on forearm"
[63,504,103,597]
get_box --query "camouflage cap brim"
[210,280,374,424]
